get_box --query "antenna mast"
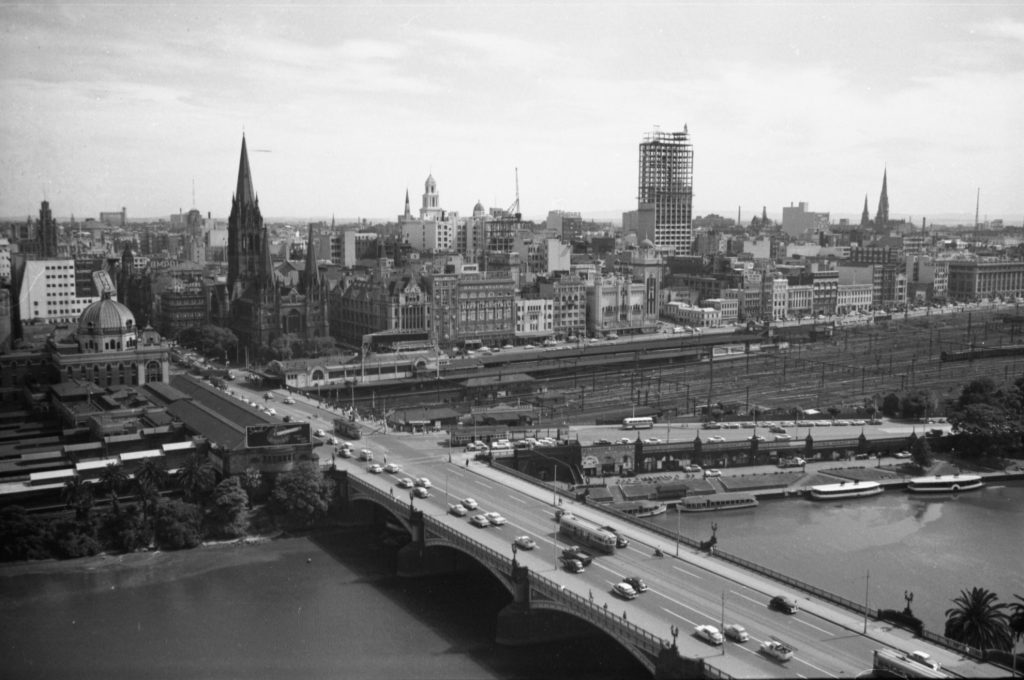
[975,188,980,231]
[507,167,520,218]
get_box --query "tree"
[881,392,901,418]
[900,389,935,419]
[62,475,94,522]
[153,499,203,550]
[177,452,216,504]
[269,333,300,361]
[826,405,841,420]
[177,324,238,360]
[911,433,935,469]
[946,376,1024,459]
[0,506,51,561]
[207,477,249,538]
[944,587,1012,654]
[100,504,149,553]
[1010,594,1024,650]
[242,465,264,505]
[270,461,334,528]
[302,335,337,358]
[99,463,130,515]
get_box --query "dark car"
[561,546,593,566]
[768,425,786,434]
[622,576,648,593]
[560,557,584,573]
[769,595,799,614]
[601,526,630,548]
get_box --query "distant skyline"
[2,1,1022,225]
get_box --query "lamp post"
[511,542,518,569]
[675,504,680,557]
[409,489,415,515]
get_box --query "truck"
[872,649,948,678]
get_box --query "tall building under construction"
[637,126,694,255]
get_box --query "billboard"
[245,423,311,449]
[74,258,107,298]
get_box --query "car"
[706,435,726,443]
[643,437,663,444]
[383,462,400,473]
[469,514,490,528]
[796,420,814,427]
[612,582,638,600]
[415,477,432,488]
[724,623,749,642]
[327,437,337,445]
[263,392,274,400]
[683,464,702,473]
[396,478,414,489]
[413,486,429,499]
[759,639,794,662]
[908,651,940,670]
[282,415,292,423]
[850,419,866,426]
[449,503,468,517]
[485,512,507,526]
[359,449,374,461]
[617,437,632,444]
[283,396,296,404]
[769,595,799,614]
[853,452,870,460]
[621,576,648,593]
[314,429,326,437]
[338,447,351,458]
[594,438,612,445]
[894,450,912,459]
[703,422,722,430]
[748,434,767,442]
[781,421,796,427]
[741,421,756,428]
[704,469,722,478]
[513,536,537,550]
[868,418,883,425]
[834,419,851,426]
[773,434,793,442]
[694,625,724,646]
[265,407,277,416]
[560,557,584,573]
[461,497,479,510]
[368,464,383,474]
[561,546,592,566]
[769,425,787,434]
[723,422,741,429]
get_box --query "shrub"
[153,499,202,550]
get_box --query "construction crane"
[507,167,521,219]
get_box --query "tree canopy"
[944,586,1013,653]
[270,461,334,528]
[946,377,1024,458]
[177,324,238,359]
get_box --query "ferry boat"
[809,480,883,500]
[677,492,759,512]
[908,474,983,494]
[613,500,668,517]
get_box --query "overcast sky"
[2,0,1021,225]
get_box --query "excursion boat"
[809,480,883,500]
[614,500,668,517]
[908,474,983,494]
[677,492,759,512]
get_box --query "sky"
[1,0,1022,225]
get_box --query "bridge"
[340,473,693,679]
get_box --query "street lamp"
[511,542,519,569]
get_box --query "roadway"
[231,382,996,679]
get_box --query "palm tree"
[944,587,1012,654]
[62,475,94,522]
[177,452,216,503]
[134,458,167,524]
[99,463,129,515]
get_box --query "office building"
[637,127,694,255]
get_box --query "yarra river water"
[1,483,1022,679]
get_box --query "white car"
[449,503,468,517]
[704,469,722,478]
[383,462,400,473]
[461,497,479,510]
[264,407,277,416]
[759,639,794,662]
[774,433,793,442]
[396,478,414,489]
[413,486,429,499]
[415,477,432,489]
[706,435,726,443]
[612,582,638,600]
[469,514,490,528]
[694,625,724,646]
[314,429,326,437]
[283,396,296,404]
[643,437,663,444]
[513,535,536,550]
[368,464,383,474]
[485,512,507,526]
[894,451,912,459]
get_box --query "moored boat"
[677,492,758,512]
[908,474,983,493]
[809,480,883,500]
[613,500,668,517]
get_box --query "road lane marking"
[509,496,528,504]
[672,564,705,579]
[794,618,833,636]
[660,607,698,627]
[474,480,493,489]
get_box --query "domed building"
[50,292,170,387]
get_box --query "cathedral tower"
[227,135,264,299]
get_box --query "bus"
[873,649,949,678]
[558,513,617,554]
[621,416,654,430]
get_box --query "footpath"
[458,452,1005,678]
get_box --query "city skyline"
[2,1,1022,224]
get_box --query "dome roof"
[78,294,136,335]
[640,238,655,249]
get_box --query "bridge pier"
[495,565,595,646]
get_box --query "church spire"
[236,134,257,207]
[403,189,411,219]
[304,223,320,291]
[861,194,871,227]
[875,168,889,227]
[259,229,275,291]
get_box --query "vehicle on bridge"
[622,416,655,429]
[413,486,429,499]
[383,462,400,473]
[558,514,617,554]
[873,648,948,678]
[461,497,479,510]
[485,512,507,526]
[694,625,724,646]
[600,525,630,548]
[448,504,467,517]
[469,515,490,528]
[559,557,584,573]
[612,582,638,600]
[760,638,795,662]
[396,478,414,489]
[368,464,383,474]
[723,623,748,642]
[333,418,361,440]
[769,595,799,614]
[560,546,593,566]
[622,576,648,593]
[513,535,536,550]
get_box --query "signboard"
[245,423,311,449]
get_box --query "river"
[1,484,1021,678]
[655,480,1024,633]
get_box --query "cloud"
[973,17,1024,43]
